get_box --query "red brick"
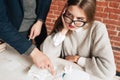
[111,41,114,46]
[50,5,58,10]
[95,12,108,18]
[106,24,116,30]
[113,51,120,55]
[54,11,61,16]
[114,52,120,71]
[110,36,120,42]
[46,18,53,23]
[103,19,120,26]
[109,13,119,20]
[117,67,120,72]
[114,42,120,47]
[118,32,120,36]
[119,15,120,20]
[97,1,108,7]
[96,6,104,12]
[113,51,120,72]
[48,10,54,14]
[104,8,120,14]
[109,1,119,8]
[58,6,65,11]
[114,55,120,62]
[47,14,56,19]
[117,27,120,31]
[108,0,120,2]
[53,0,66,6]
[115,61,120,67]
[108,30,117,36]
[46,23,54,28]
[95,17,103,22]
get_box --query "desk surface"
[0,45,32,80]
[0,45,83,80]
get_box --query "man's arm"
[0,0,32,54]
[36,0,52,22]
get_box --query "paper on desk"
[27,64,53,80]
[63,68,90,80]
[26,58,89,80]
[27,64,89,80]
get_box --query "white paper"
[27,64,89,80]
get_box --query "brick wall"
[46,0,120,72]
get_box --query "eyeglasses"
[63,13,87,27]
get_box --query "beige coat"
[40,21,116,80]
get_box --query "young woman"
[41,0,116,79]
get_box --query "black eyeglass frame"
[63,13,87,27]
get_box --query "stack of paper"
[0,40,6,53]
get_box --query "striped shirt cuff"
[24,44,36,56]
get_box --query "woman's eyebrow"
[77,17,85,20]
[66,11,86,20]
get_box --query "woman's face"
[63,5,87,31]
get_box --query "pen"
[62,72,66,78]
[28,38,31,41]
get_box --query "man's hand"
[30,47,55,75]
[29,20,43,39]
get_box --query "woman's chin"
[68,28,75,31]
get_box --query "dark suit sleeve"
[0,0,32,54]
[36,0,52,22]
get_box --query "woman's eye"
[66,14,72,17]
[66,12,73,17]
[77,17,85,21]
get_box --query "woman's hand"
[65,55,80,63]
[61,15,69,35]
[29,20,43,39]
[30,47,55,75]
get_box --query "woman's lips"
[69,25,75,28]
